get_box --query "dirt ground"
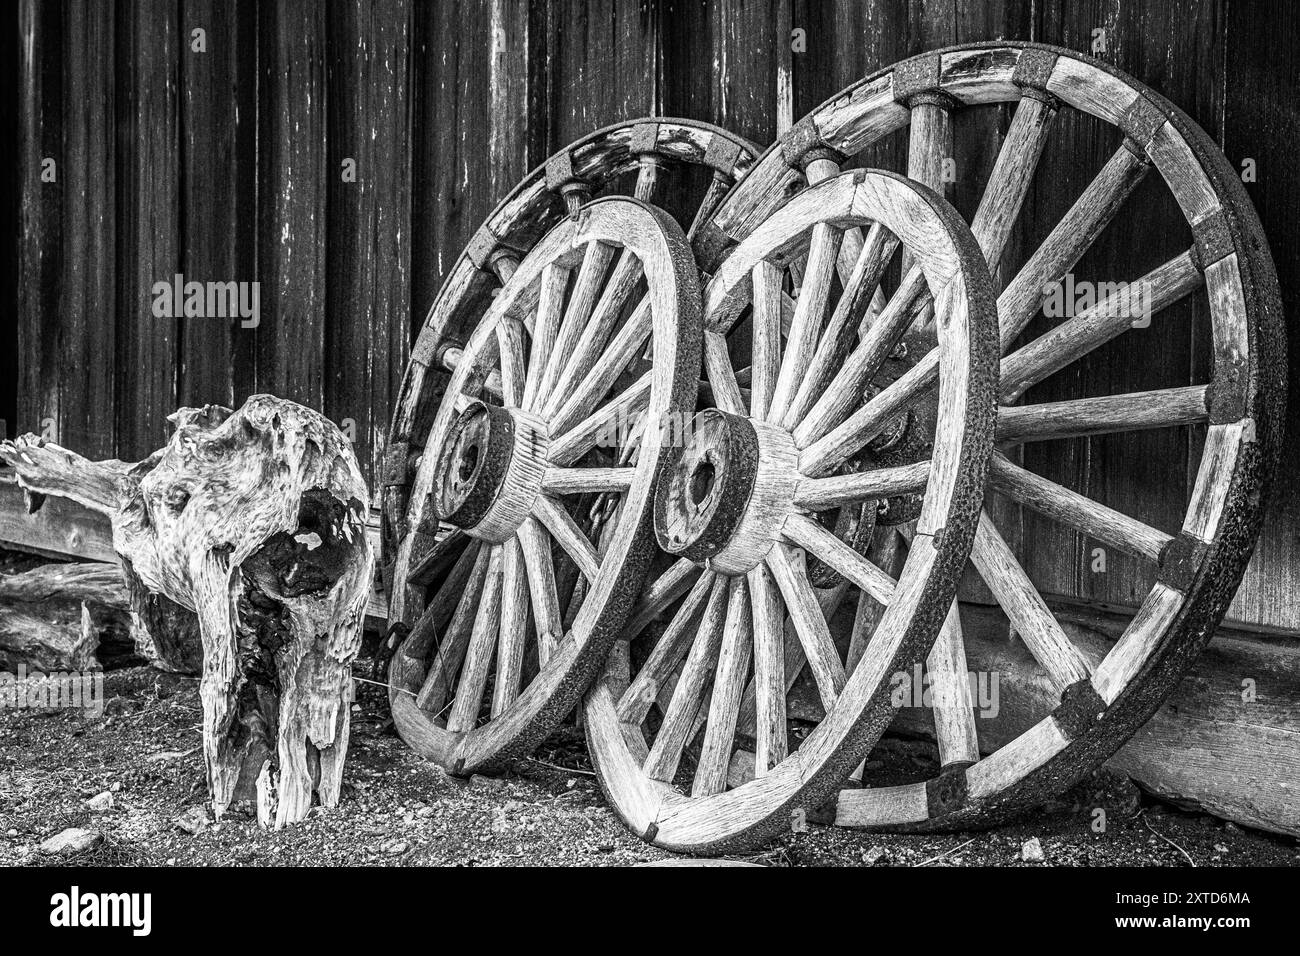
[1,663,1296,868]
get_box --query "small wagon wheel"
[582,170,1000,853]
[382,118,756,599]
[385,196,700,773]
[700,42,1285,830]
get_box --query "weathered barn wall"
[4,0,1297,632]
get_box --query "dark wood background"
[3,0,1296,632]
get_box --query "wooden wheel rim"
[582,170,1000,853]
[387,196,701,773]
[382,118,757,587]
[698,42,1284,830]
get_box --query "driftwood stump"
[1,396,374,827]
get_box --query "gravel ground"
[1,664,1296,868]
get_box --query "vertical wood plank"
[663,0,789,146]
[410,0,535,345]
[257,0,328,408]
[181,0,259,409]
[16,0,63,441]
[1220,0,1300,631]
[543,0,659,148]
[116,0,180,460]
[61,0,116,459]
[326,0,413,497]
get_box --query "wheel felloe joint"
[1053,679,1108,741]
[925,764,972,818]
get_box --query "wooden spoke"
[549,297,653,435]
[782,513,895,604]
[845,529,900,675]
[901,99,952,279]
[491,537,530,717]
[617,570,716,725]
[517,516,562,665]
[415,544,493,713]
[544,251,645,418]
[794,461,930,511]
[969,510,1092,691]
[533,494,600,582]
[926,602,980,767]
[536,240,617,407]
[643,577,731,782]
[783,223,899,428]
[968,93,1056,270]
[704,330,747,416]
[996,385,1209,444]
[496,316,527,406]
[687,171,735,241]
[692,577,755,797]
[622,557,702,641]
[522,262,569,412]
[747,562,787,775]
[541,466,635,495]
[999,250,1203,402]
[766,543,846,710]
[769,223,844,422]
[446,546,505,733]
[996,143,1149,350]
[407,539,483,642]
[988,452,1172,562]
[408,529,471,587]
[800,346,940,476]
[548,370,651,466]
[793,266,928,447]
[633,156,662,202]
[748,260,783,420]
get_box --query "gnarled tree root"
[1,395,374,827]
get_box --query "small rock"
[175,805,212,835]
[470,774,506,790]
[39,828,103,856]
[6,829,18,838]
[1214,843,1230,854]
[863,845,889,866]
[85,791,114,811]
[109,781,122,793]
[1021,837,1045,863]
[383,840,409,856]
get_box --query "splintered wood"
[1,395,374,828]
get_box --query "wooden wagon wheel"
[385,196,701,773]
[695,42,1285,831]
[581,169,1000,853]
[382,118,756,600]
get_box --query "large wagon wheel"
[385,196,700,773]
[697,42,1285,831]
[582,169,1000,853]
[382,120,754,773]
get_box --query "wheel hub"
[653,408,799,575]
[432,401,548,543]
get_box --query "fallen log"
[0,396,374,828]
[0,562,139,671]
[883,603,1300,838]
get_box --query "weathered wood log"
[0,562,139,671]
[1,396,374,828]
[881,603,1300,838]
